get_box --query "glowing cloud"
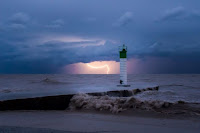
[87,64,110,74]
[63,61,119,74]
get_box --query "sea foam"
[69,87,200,115]
[69,87,171,113]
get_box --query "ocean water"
[0,74,200,103]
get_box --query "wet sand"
[0,110,199,133]
[0,126,82,133]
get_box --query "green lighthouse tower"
[118,44,130,87]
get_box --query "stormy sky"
[0,0,200,74]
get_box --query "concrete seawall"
[0,95,74,110]
[0,87,159,110]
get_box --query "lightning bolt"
[87,64,110,74]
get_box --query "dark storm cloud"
[113,12,133,27]
[0,0,200,73]
[9,12,30,24]
[45,19,65,28]
[156,7,186,22]
[0,37,117,73]
[156,6,200,22]
[7,12,31,30]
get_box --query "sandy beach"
[0,110,199,133]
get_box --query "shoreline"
[0,110,199,133]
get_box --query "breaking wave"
[69,93,171,113]
[69,87,200,115]
[40,78,67,84]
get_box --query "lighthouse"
[118,44,130,87]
